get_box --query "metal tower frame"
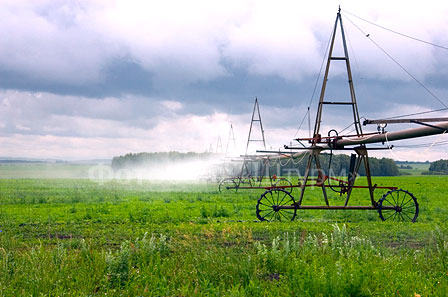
[245,97,266,154]
[225,123,237,154]
[299,8,375,207]
[239,98,271,187]
[215,135,223,154]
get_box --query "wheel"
[274,178,293,194]
[378,189,419,222]
[256,189,297,222]
[218,178,237,193]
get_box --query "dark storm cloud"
[0,90,183,138]
[1,0,447,115]
[0,59,156,98]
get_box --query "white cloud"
[1,1,448,161]
[2,89,448,161]
[2,105,448,162]
[222,1,327,80]
[1,0,448,86]
[0,0,115,84]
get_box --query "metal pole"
[335,121,448,147]
[313,13,339,139]
[339,12,363,136]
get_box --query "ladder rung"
[330,57,347,60]
[321,101,354,105]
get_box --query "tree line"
[423,159,448,175]
[112,151,400,176]
[243,153,399,177]
[111,151,214,170]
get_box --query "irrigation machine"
[218,98,294,193]
[238,8,448,223]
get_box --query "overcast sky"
[1,0,448,161]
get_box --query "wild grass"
[0,175,447,295]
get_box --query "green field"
[1,169,448,295]
[0,163,97,179]
[398,163,431,176]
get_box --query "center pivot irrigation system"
[227,7,448,223]
[218,98,294,194]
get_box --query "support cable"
[293,29,334,138]
[395,130,448,150]
[380,107,448,120]
[395,142,448,148]
[384,130,447,160]
[345,23,363,79]
[343,9,448,51]
[395,140,448,148]
[338,121,356,135]
[279,157,291,167]
[307,107,311,138]
[291,151,309,165]
[385,132,404,161]
[343,13,448,109]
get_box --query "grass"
[0,163,97,179]
[0,170,448,295]
[398,162,431,175]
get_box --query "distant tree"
[111,151,214,170]
[428,159,448,174]
[111,151,400,177]
[257,153,398,177]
